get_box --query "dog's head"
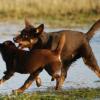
[13,18,44,49]
[0,40,16,50]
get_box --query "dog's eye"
[25,35,28,38]
[23,35,28,38]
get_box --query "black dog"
[14,19,100,85]
[0,34,65,93]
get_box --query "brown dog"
[0,34,65,93]
[13,19,100,86]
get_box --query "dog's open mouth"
[18,43,23,49]
[17,41,31,49]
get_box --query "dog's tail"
[54,33,65,55]
[86,19,100,41]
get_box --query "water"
[0,23,100,94]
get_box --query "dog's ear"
[25,17,33,28]
[36,24,44,35]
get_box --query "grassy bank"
[0,88,100,100]
[0,0,100,27]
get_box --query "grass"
[0,0,100,27]
[1,88,100,100]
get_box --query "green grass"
[0,0,100,27]
[1,88,100,100]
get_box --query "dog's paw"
[55,85,59,90]
[51,77,55,81]
[12,89,24,93]
[54,85,62,90]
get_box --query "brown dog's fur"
[14,19,100,86]
[0,34,65,93]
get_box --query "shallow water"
[0,23,100,94]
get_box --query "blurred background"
[0,0,100,27]
[0,0,100,96]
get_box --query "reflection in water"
[0,24,100,94]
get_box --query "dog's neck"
[39,32,49,45]
[38,32,53,49]
[31,32,53,50]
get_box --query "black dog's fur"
[14,19,100,85]
[0,35,65,92]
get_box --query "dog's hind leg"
[82,43,100,78]
[0,71,14,85]
[83,56,100,78]
[60,62,70,86]
[55,75,61,90]
[13,68,43,93]
[51,61,63,90]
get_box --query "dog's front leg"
[0,71,14,85]
[54,75,62,90]
[60,63,70,86]
[13,74,35,93]
[13,68,43,93]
